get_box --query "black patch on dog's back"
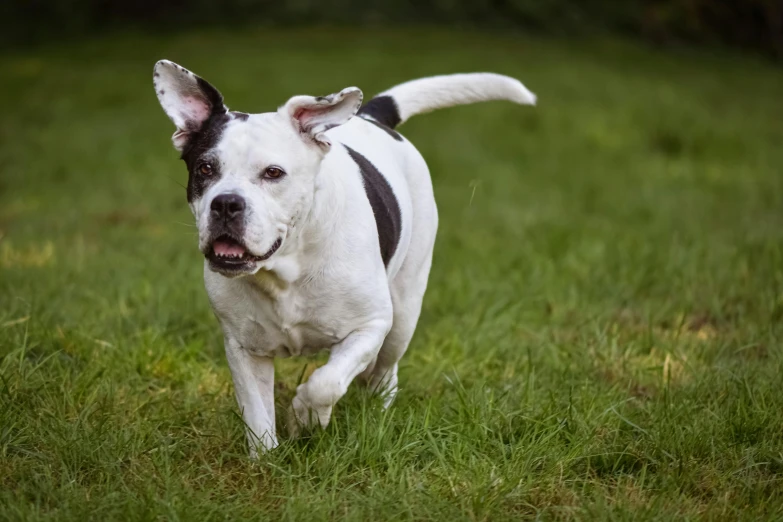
[358,96,401,129]
[344,145,402,268]
[363,117,403,141]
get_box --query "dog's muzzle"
[203,193,282,275]
[206,234,283,275]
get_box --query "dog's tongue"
[213,240,246,257]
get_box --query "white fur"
[378,73,537,124]
[153,62,535,456]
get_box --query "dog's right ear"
[153,60,227,151]
[281,87,363,151]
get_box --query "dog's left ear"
[153,60,227,151]
[282,87,363,150]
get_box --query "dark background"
[4,0,783,58]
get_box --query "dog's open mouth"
[207,235,283,273]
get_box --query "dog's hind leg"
[361,245,434,408]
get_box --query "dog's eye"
[264,166,285,180]
[198,163,213,176]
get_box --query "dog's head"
[153,60,362,277]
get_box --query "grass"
[1,27,783,520]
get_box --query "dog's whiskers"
[167,176,187,190]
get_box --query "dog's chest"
[216,281,350,359]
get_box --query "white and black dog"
[153,60,535,456]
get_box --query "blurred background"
[3,0,783,58]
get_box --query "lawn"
[1,28,783,521]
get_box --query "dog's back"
[325,73,537,280]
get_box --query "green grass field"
[2,28,783,520]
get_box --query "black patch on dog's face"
[363,117,403,141]
[173,75,233,203]
[358,95,401,129]
[181,112,231,203]
[344,145,401,267]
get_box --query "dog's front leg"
[289,321,389,434]
[224,338,277,457]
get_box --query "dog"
[153,60,535,456]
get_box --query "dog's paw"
[246,431,279,458]
[287,391,333,437]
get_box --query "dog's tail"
[357,73,536,129]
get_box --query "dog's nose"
[211,193,246,221]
